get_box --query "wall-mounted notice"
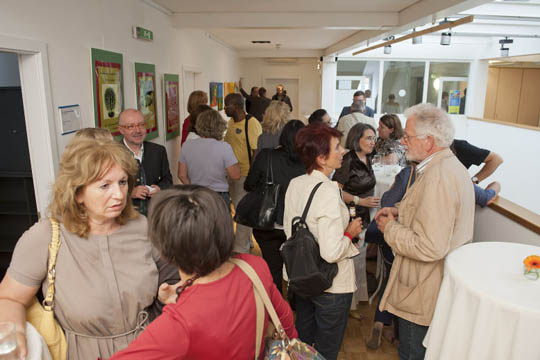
[59,104,82,135]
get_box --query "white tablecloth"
[424,242,540,360]
[25,322,52,360]
[373,166,399,198]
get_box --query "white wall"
[0,0,240,194]
[474,207,539,246]
[239,58,321,122]
[0,52,20,87]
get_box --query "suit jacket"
[123,140,173,215]
[240,88,272,122]
[339,105,374,119]
[271,93,293,112]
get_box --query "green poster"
[164,74,180,140]
[134,62,158,141]
[91,48,124,138]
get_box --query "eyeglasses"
[120,123,146,131]
[402,134,426,142]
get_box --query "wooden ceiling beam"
[352,15,474,55]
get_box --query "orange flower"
[524,255,540,271]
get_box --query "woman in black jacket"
[244,120,305,293]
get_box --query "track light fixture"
[499,37,513,57]
[384,45,392,54]
[412,28,422,44]
[439,18,451,46]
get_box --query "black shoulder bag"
[281,182,339,298]
[234,151,281,230]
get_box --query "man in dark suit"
[339,90,374,119]
[239,79,271,122]
[118,109,172,215]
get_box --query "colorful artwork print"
[91,48,124,136]
[210,82,224,110]
[164,74,180,140]
[135,62,158,140]
[224,82,237,97]
[448,90,461,114]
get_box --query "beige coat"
[379,148,475,326]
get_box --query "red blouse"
[109,254,297,360]
[181,115,190,145]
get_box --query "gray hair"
[404,103,454,147]
[195,109,227,140]
[350,99,365,113]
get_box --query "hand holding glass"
[0,322,19,360]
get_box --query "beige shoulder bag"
[26,218,67,360]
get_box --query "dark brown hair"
[188,104,213,134]
[295,124,342,173]
[379,114,404,140]
[148,185,234,276]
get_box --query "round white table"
[373,165,400,198]
[424,241,540,360]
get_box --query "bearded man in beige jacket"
[375,103,475,360]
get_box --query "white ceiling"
[151,0,540,57]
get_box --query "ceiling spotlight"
[499,37,513,57]
[412,28,422,44]
[440,32,451,46]
[384,45,392,55]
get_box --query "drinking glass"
[372,155,383,171]
[0,322,18,360]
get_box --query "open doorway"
[264,78,299,120]
[0,35,58,277]
[0,52,38,278]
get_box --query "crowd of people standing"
[0,84,504,360]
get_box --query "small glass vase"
[524,267,540,281]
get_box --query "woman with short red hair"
[283,124,363,360]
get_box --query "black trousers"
[252,228,286,294]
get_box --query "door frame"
[437,76,468,108]
[0,34,58,218]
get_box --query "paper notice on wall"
[59,105,82,135]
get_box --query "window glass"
[336,60,380,116]
[427,62,470,114]
[381,61,425,114]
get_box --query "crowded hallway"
[1,0,540,359]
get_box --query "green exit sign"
[132,26,153,41]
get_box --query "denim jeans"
[295,292,353,360]
[398,317,428,360]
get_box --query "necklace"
[175,274,201,301]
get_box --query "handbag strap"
[406,165,416,191]
[265,151,274,184]
[300,182,323,222]
[43,218,61,311]
[245,115,252,165]
[228,258,289,359]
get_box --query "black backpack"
[281,182,338,298]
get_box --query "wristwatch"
[472,176,479,184]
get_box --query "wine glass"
[0,322,19,360]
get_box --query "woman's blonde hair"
[49,140,139,238]
[72,127,114,142]
[261,100,290,134]
[187,91,208,114]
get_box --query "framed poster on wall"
[224,82,237,97]
[209,82,224,110]
[164,73,180,140]
[134,62,158,141]
[91,48,124,137]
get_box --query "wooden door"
[483,67,499,119]
[494,68,523,123]
[517,68,540,127]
